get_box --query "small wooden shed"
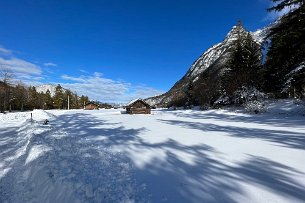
[84,102,99,110]
[126,99,151,114]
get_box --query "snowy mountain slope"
[186,25,248,80]
[36,84,58,96]
[146,23,273,107]
[36,84,71,97]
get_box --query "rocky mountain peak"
[145,22,273,107]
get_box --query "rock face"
[146,23,272,107]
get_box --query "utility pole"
[68,95,70,110]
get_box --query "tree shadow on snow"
[116,133,305,202]
[1,112,305,203]
[167,110,305,128]
[158,118,305,150]
[0,113,147,202]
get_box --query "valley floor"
[0,101,305,202]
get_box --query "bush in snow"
[200,104,210,110]
[213,94,230,108]
[293,99,304,105]
[245,100,266,114]
[168,106,177,110]
[213,87,266,109]
[232,86,266,105]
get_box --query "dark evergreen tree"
[80,95,89,108]
[243,33,262,87]
[222,22,262,104]
[28,86,39,109]
[185,80,194,107]
[73,93,80,109]
[224,25,261,95]
[194,71,220,107]
[53,84,64,109]
[264,0,305,97]
[13,84,28,111]
[268,0,304,11]
[44,90,54,109]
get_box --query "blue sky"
[0,0,279,103]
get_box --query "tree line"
[0,71,90,112]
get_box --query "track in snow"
[0,111,147,203]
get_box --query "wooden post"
[68,95,70,110]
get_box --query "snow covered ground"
[0,100,305,203]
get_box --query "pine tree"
[194,71,220,107]
[185,80,194,107]
[44,90,54,109]
[28,86,39,109]
[53,84,64,109]
[13,84,28,111]
[243,33,262,87]
[73,93,80,109]
[268,0,304,11]
[223,22,262,103]
[80,95,89,108]
[264,0,305,97]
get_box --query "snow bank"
[0,111,31,123]
[32,109,56,121]
[0,110,55,124]
[266,99,305,115]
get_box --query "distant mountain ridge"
[145,23,273,107]
[36,84,69,97]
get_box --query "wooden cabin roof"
[126,98,151,108]
[85,102,98,106]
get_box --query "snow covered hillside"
[1,100,305,202]
[36,84,71,96]
[146,22,274,107]
[36,84,58,96]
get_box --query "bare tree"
[0,66,14,112]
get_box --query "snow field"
[1,110,146,203]
[0,100,305,203]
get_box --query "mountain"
[36,84,64,96]
[146,23,272,107]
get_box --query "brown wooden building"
[126,99,151,114]
[84,102,99,110]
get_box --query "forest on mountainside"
[167,0,305,109]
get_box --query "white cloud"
[127,85,164,101]
[61,74,86,82]
[79,69,88,73]
[0,44,164,103]
[0,46,12,55]
[0,57,42,75]
[0,45,43,84]
[44,62,57,67]
[61,73,164,103]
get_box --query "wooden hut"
[84,102,99,110]
[126,99,151,114]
